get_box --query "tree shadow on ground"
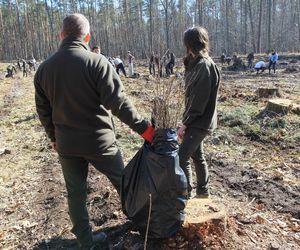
[32,221,164,250]
[32,237,78,250]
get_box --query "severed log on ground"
[256,87,280,98]
[265,99,293,115]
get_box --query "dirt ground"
[0,57,300,250]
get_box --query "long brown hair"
[183,26,209,57]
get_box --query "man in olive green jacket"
[34,13,154,249]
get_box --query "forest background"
[1,0,300,61]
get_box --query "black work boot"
[80,232,107,250]
[195,187,210,199]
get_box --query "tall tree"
[267,0,272,50]
[257,0,263,53]
[0,0,299,60]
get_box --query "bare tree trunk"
[241,0,247,54]
[149,0,153,53]
[257,0,263,53]
[0,0,300,60]
[138,0,147,57]
[0,8,5,59]
[225,0,230,54]
[247,0,256,52]
[267,0,272,51]
[123,0,130,51]
[279,1,286,51]
[160,0,171,49]
[165,0,170,49]
[244,0,248,53]
[298,0,300,47]
[14,0,24,57]
[44,0,54,53]
[198,0,203,25]
[214,2,220,54]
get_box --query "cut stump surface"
[182,198,227,246]
[184,198,226,225]
[266,99,293,115]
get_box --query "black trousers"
[149,63,155,75]
[269,61,276,73]
[166,62,174,75]
[116,63,126,76]
[178,128,209,195]
[59,145,124,248]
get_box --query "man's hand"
[51,141,57,151]
[177,125,187,141]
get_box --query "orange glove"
[141,125,155,143]
[177,125,186,141]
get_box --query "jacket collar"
[59,36,90,51]
[187,52,210,71]
[186,54,203,71]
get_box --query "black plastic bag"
[121,128,188,239]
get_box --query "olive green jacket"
[34,37,147,155]
[183,55,220,131]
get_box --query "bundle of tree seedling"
[122,76,188,241]
[152,76,184,129]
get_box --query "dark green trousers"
[59,145,124,248]
[178,128,209,195]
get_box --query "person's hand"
[177,125,186,141]
[140,125,155,144]
[51,141,57,151]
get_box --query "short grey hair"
[62,13,90,39]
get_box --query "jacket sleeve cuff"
[134,119,149,135]
[48,132,56,142]
[140,125,155,143]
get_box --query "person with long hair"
[178,27,220,198]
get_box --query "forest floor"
[0,58,300,250]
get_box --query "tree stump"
[256,87,280,98]
[162,199,227,249]
[292,104,300,115]
[183,198,227,237]
[285,66,298,73]
[184,198,226,225]
[266,99,293,115]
